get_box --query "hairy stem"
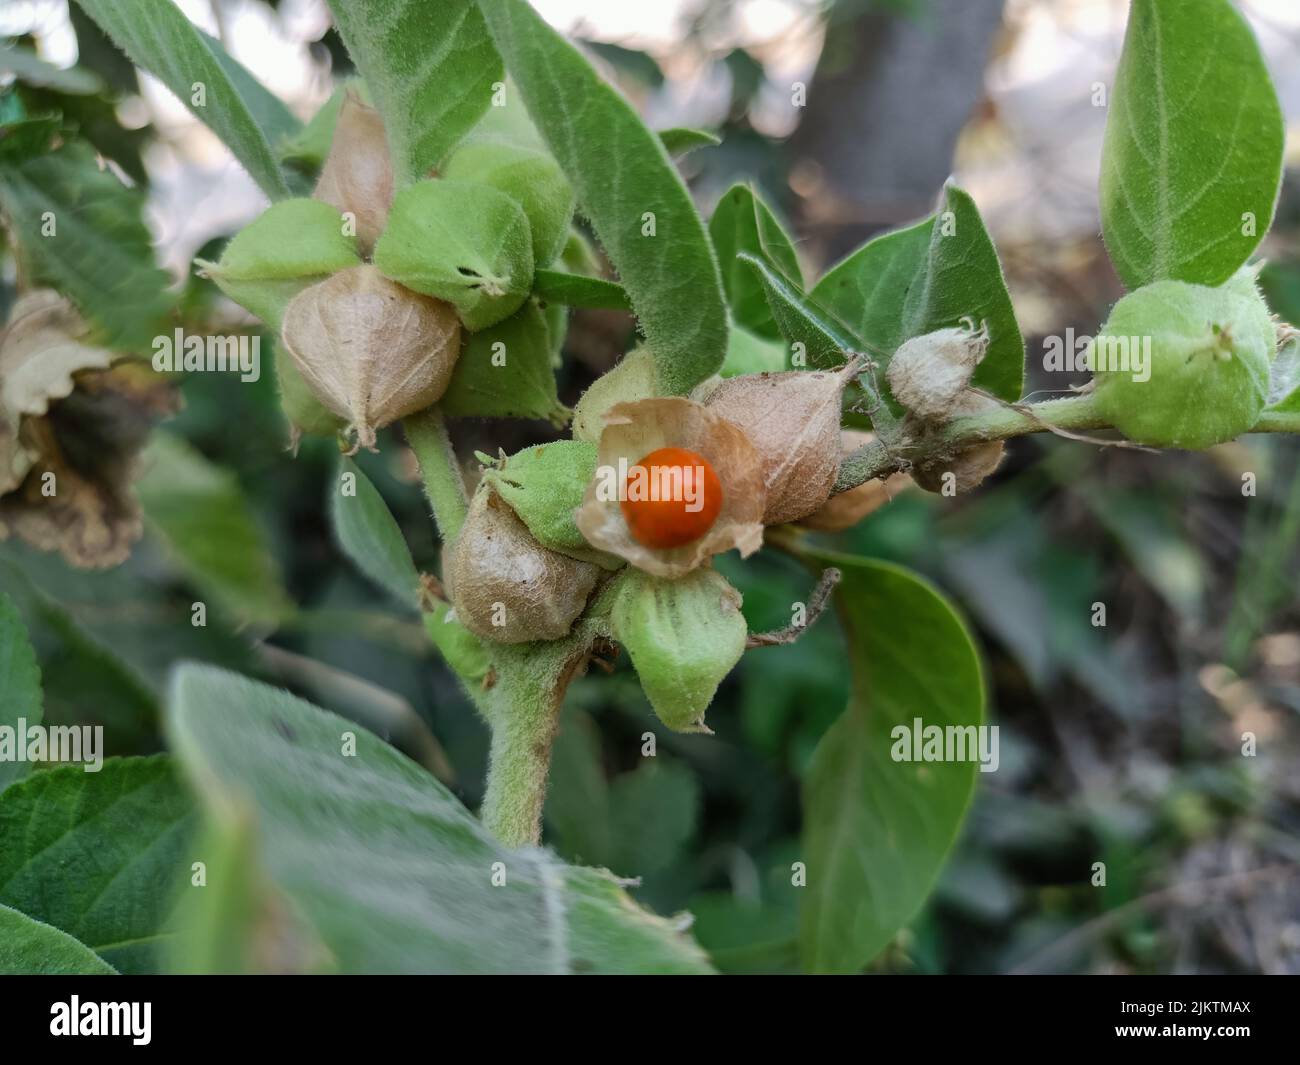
[405,407,468,543]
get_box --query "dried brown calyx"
[281,266,461,454]
[313,90,394,257]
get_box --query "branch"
[746,566,842,647]
[404,407,468,544]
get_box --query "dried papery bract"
[576,397,766,579]
[911,393,1006,495]
[801,430,912,532]
[886,319,989,422]
[281,266,461,453]
[704,361,860,525]
[449,486,600,644]
[313,90,394,256]
[612,566,747,733]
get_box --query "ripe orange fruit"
[620,446,723,549]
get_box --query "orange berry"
[620,447,723,549]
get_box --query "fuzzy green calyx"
[442,140,574,266]
[571,348,660,443]
[611,566,747,733]
[199,199,361,331]
[483,440,623,569]
[440,301,568,425]
[1092,271,1275,449]
[373,178,534,332]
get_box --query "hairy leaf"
[327,0,501,183]
[168,665,713,974]
[532,269,632,311]
[799,555,984,973]
[477,0,727,394]
[1100,0,1284,289]
[72,0,299,198]
[0,756,197,974]
[0,904,116,974]
[0,142,174,352]
[710,183,803,339]
[331,458,421,610]
[0,592,42,793]
[811,184,1024,403]
[136,433,291,628]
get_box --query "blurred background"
[3,0,1299,973]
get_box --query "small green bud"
[483,440,623,569]
[199,199,360,331]
[1092,271,1275,449]
[440,301,568,425]
[442,140,574,266]
[611,567,747,733]
[571,348,660,443]
[373,178,534,332]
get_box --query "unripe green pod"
[1092,271,1275,450]
[440,301,568,425]
[198,199,361,331]
[449,485,601,643]
[483,440,623,569]
[442,141,574,267]
[373,178,534,332]
[611,566,747,733]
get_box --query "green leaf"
[167,664,712,973]
[532,269,632,311]
[477,0,727,394]
[1100,0,1284,289]
[709,183,803,339]
[72,0,300,199]
[741,252,859,368]
[331,458,421,610]
[658,127,720,157]
[811,183,1024,403]
[0,756,197,974]
[0,591,42,793]
[722,322,789,377]
[326,0,501,184]
[136,432,292,628]
[799,555,984,973]
[0,904,117,974]
[0,141,174,351]
[0,46,103,94]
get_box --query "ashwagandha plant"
[0,0,1296,975]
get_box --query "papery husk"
[704,362,858,525]
[575,397,765,579]
[313,90,394,256]
[449,486,601,643]
[281,266,461,453]
[886,322,989,422]
[800,430,912,531]
[911,393,1005,495]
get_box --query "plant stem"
[405,407,468,543]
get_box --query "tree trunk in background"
[792,0,1007,265]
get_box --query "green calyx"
[1092,269,1276,450]
[484,440,622,569]
[611,566,748,734]
[440,301,568,425]
[373,178,534,332]
[571,348,660,443]
[199,199,361,331]
[442,140,574,267]
[422,599,492,689]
